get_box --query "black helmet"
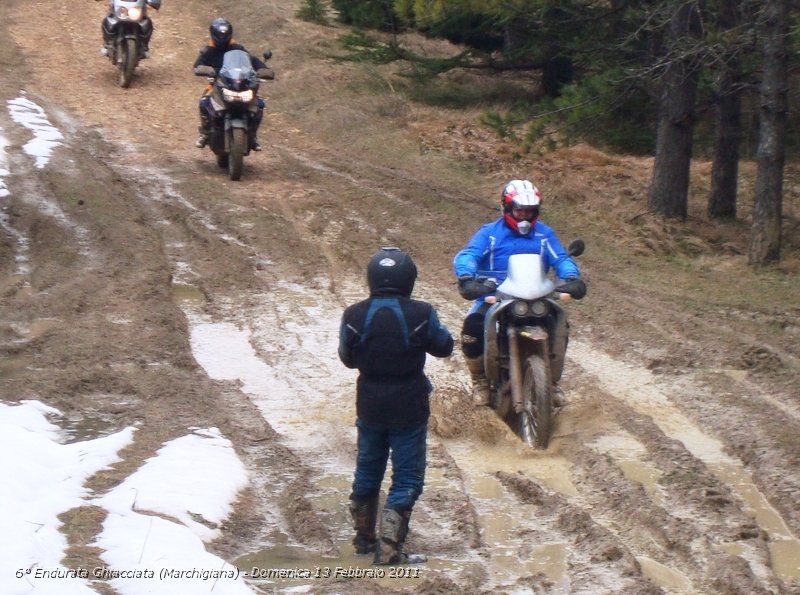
[367,247,417,297]
[209,18,233,47]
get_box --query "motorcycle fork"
[507,326,548,414]
[116,33,137,63]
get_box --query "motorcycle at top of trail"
[102,0,160,88]
[459,240,586,449]
[194,50,275,182]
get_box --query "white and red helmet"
[501,179,541,235]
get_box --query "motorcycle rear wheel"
[519,354,553,448]
[228,128,246,181]
[119,38,137,88]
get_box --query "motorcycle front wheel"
[119,38,137,88]
[519,354,553,448]
[228,128,246,181]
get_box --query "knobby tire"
[229,128,246,180]
[119,38,137,88]
[520,354,553,448]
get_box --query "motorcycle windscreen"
[495,253,555,300]
[113,0,146,9]
[219,50,257,91]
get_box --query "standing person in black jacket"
[338,247,454,565]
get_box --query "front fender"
[484,300,551,385]
[225,117,247,131]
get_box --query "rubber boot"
[196,120,210,149]
[139,18,153,58]
[101,16,115,56]
[553,384,566,408]
[348,495,378,554]
[374,508,427,565]
[248,117,262,151]
[465,356,491,406]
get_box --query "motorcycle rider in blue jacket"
[453,179,585,406]
[339,247,453,564]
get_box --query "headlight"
[530,300,548,316]
[511,300,548,317]
[511,301,530,316]
[222,89,254,102]
[117,6,142,20]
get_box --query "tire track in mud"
[564,416,774,593]
[120,171,348,560]
[421,277,798,591]
[568,341,800,591]
[578,281,800,569]
[0,97,96,284]
[179,280,704,591]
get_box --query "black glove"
[256,67,275,80]
[458,275,496,300]
[556,278,587,300]
[193,65,216,77]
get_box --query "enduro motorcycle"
[459,240,585,448]
[102,0,160,88]
[194,50,275,181]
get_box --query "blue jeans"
[351,419,427,510]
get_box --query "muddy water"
[176,276,800,590]
[441,437,575,588]
[570,341,800,582]
[177,281,585,590]
[176,279,710,592]
[589,432,666,508]
[636,557,695,593]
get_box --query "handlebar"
[193,66,275,83]
[459,276,586,302]
[458,276,497,300]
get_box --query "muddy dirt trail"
[2,0,799,593]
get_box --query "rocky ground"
[1,0,799,593]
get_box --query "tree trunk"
[748,0,789,265]
[708,0,743,220]
[708,56,742,219]
[648,0,703,220]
